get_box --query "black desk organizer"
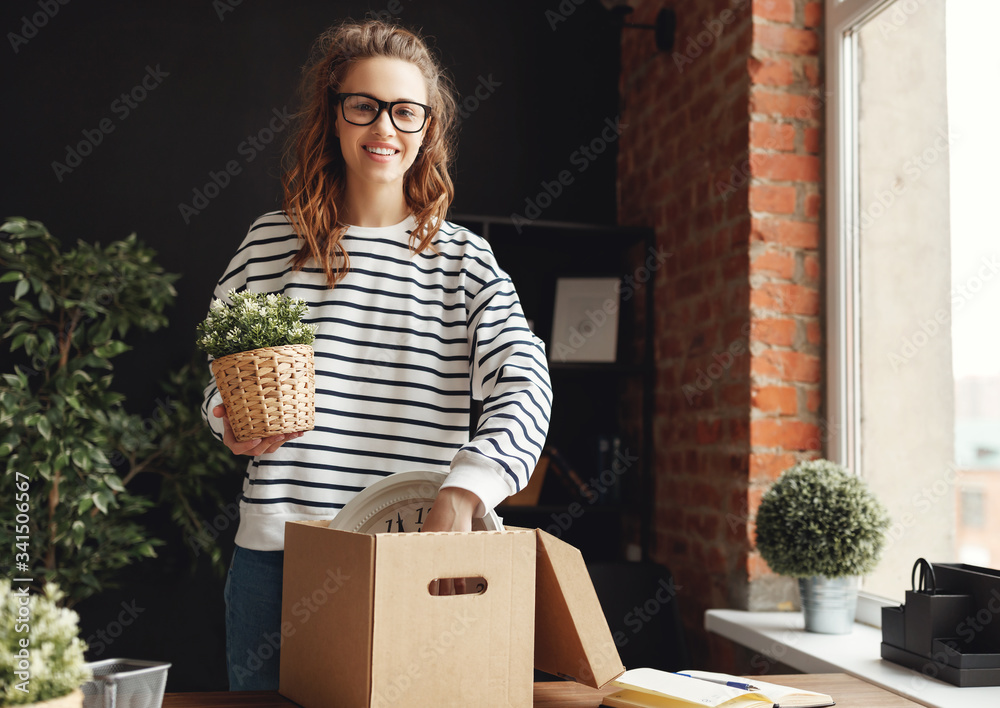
[881,559,1000,687]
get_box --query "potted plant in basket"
[1,580,90,707]
[196,290,317,442]
[754,459,891,634]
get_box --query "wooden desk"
[162,673,922,707]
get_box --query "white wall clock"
[327,470,504,534]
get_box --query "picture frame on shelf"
[550,277,620,363]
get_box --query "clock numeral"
[385,518,393,533]
[396,512,404,533]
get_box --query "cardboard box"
[279,521,624,708]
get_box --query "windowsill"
[705,608,1000,708]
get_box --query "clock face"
[329,470,504,534]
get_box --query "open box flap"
[533,529,625,688]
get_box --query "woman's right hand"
[213,404,303,456]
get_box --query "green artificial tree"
[0,217,237,607]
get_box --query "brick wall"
[618,0,824,668]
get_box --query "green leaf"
[94,340,130,358]
[13,278,29,300]
[0,270,22,283]
[37,416,52,440]
[38,289,54,312]
[71,446,92,471]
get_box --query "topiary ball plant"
[755,459,891,579]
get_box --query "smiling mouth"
[365,146,399,156]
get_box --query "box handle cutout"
[427,577,487,596]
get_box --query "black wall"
[3,0,624,691]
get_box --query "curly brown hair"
[280,19,458,287]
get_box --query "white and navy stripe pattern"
[201,211,552,550]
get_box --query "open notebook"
[601,669,835,708]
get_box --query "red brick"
[805,192,822,218]
[806,319,822,345]
[749,452,797,481]
[751,218,820,248]
[806,388,822,413]
[748,56,795,87]
[804,254,820,282]
[750,153,821,182]
[754,0,795,23]
[750,121,795,152]
[750,87,823,121]
[752,350,822,383]
[752,385,797,414]
[749,184,796,214]
[750,419,822,450]
[805,2,823,28]
[697,419,723,444]
[721,383,748,407]
[751,317,796,346]
[750,249,795,279]
[804,60,821,87]
[754,24,819,55]
[751,282,819,315]
[804,127,821,153]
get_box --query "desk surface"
[163,673,922,707]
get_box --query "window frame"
[824,0,906,619]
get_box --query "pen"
[675,673,760,692]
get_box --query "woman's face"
[334,57,429,190]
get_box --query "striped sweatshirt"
[200,211,553,551]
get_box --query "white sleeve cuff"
[440,451,516,519]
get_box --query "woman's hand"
[421,487,480,595]
[213,404,303,456]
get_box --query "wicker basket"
[211,343,315,442]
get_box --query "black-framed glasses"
[334,93,431,133]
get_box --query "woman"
[200,19,552,691]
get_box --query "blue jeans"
[223,545,284,691]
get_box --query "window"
[827,0,1000,601]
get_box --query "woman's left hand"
[421,487,480,595]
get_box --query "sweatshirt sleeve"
[439,273,553,516]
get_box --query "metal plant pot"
[799,576,858,634]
